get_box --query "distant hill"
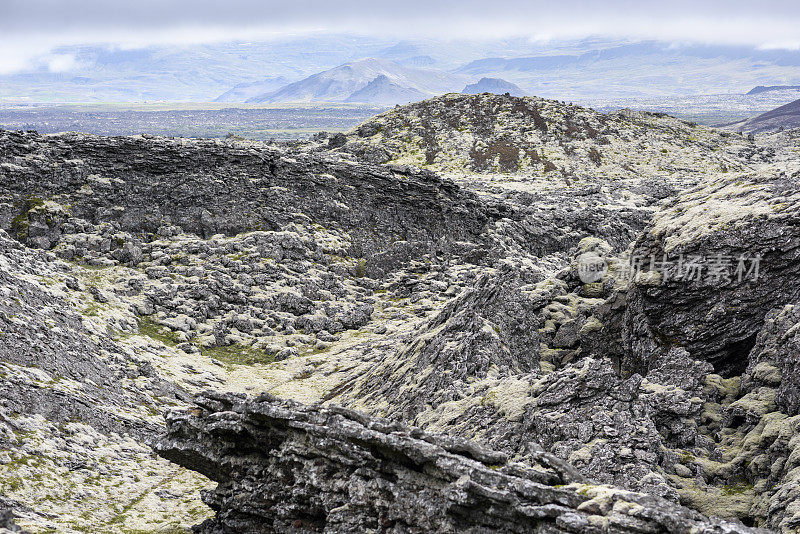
[214,77,292,102]
[245,58,465,104]
[726,98,800,133]
[457,55,578,75]
[399,56,436,68]
[746,85,800,95]
[345,75,426,105]
[462,78,525,96]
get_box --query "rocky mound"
[331,93,756,182]
[317,93,775,258]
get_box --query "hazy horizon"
[3,0,800,76]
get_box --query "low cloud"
[1,0,799,73]
[45,54,79,73]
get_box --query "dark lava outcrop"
[0,129,508,267]
[156,391,759,534]
[623,170,800,377]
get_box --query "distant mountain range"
[218,40,800,106]
[450,43,800,100]
[3,35,800,105]
[237,61,528,105]
[243,58,467,104]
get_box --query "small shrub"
[355,258,367,278]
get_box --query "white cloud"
[760,41,800,51]
[46,54,79,72]
[0,40,59,75]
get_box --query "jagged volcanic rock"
[348,260,545,420]
[155,391,761,534]
[622,168,800,377]
[0,129,509,266]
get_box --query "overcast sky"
[2,0,800,74]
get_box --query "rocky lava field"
[1,93,800,533]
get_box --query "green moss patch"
[200,344,276,366]
[11,196,46,239]
[137,317,182,347]
[721,482,754,496]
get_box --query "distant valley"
[0,102,387,140]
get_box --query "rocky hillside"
[1,94,800,533]
[726,98,800,134]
